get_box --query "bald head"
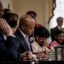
[19,15,35,28]
[19,15,35,35]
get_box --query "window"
[49,0,64,29]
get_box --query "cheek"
[26,30,32,35]
[28,29,33,33]
[59,22,63,25]
[58,37,64,42]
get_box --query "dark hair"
[53,30,64,36]
[2,13,18,28]
[26,11,37,19]
[34,26,50,38]
[3,8,11,14]
[53,30,64,44]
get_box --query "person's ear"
[21,25,25,30]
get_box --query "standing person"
[51,17,64,41]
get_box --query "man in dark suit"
[0,2,20,61]
[15,15,35,60]
[51,17,64,41]
[0,13,19,61]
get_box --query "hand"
[21,51,32,61]
[0,18,13,36]
[36,52,48,59]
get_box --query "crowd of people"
[0,1,64,62]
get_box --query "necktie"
[25,36,31,51]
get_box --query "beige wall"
[0,0,52,43]
[0,0,13,11]
[13,0,50,27]
[0,0,51,27]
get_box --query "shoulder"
[51,27,57,31]
[32,41,39,47]
[15,29,23,38]
[15,29,20,35]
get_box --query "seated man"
[15,15,35,61]
[0,13,19,61]
[15,15,35,53]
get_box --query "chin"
[59,42,63,44]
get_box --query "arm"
[0,18,19,61]
[5,36,19,61]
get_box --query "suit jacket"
[0,33,19,61]
[15,29,32,53]
[50,26,64,41]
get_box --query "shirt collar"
[57,26,62,29]
[18,28,28,38]
[3,35,7,40]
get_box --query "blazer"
[15,29,32,53]
[0,33,19,61]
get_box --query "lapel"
[15,29,31,51]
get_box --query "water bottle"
[48,46,55,61]
[48,49,53,61]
